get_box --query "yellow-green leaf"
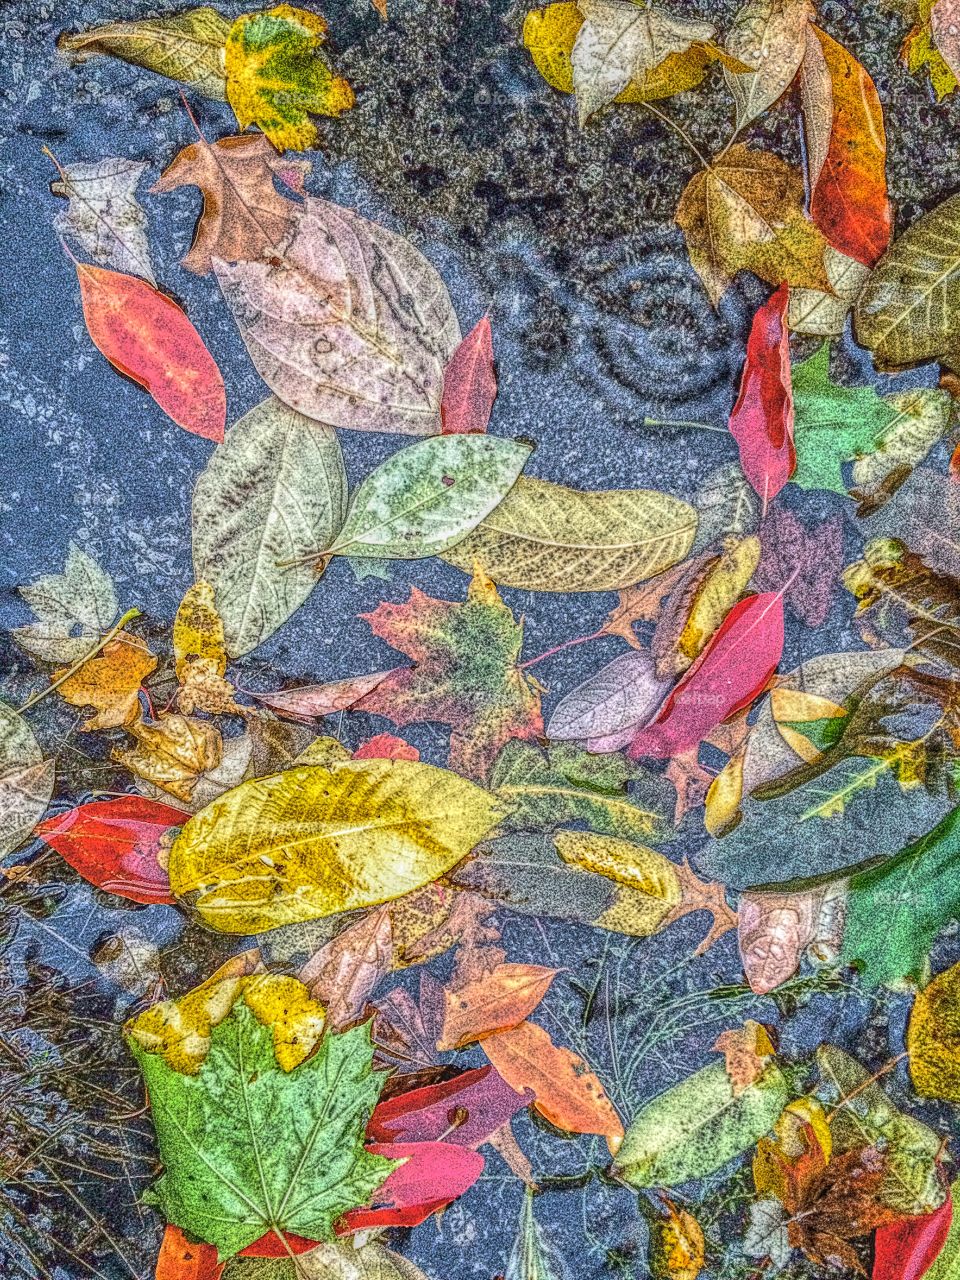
[58,7,231,100]
[555,830,681,935]
[169,758,503,933]
[225,5,354,153]
[908,958,960,1102]
[443,476,697,591]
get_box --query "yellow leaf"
[115,714,222,803]
[704,752,743,836]
[678,535,762,662]
[173,581,227,681]
[555,830,681,935]
[649,1198,705,1280]
[55,630,157,730]
[127,965,325,1075]
[168,758,504,933]
[908,959,960,1102]
[293,736,352,767]
[225,5,354,153]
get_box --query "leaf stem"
[638,100,711,170]
[519,627,607,670]
[19,607,142,713]
[642,417,729,434]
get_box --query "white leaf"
[546,651,669,741]
[0,703,55,860]
[52,157,156,284]
[723,0,814,130]
[15,543,118,663]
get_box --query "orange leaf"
[438,963,560,1049]
[156,1225,222,1280]
[480,1020,624,1151]
[56,631,157,730]
[74,262,226,441]
[804,26,891,267]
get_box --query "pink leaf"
[728,285,795,513]
[754,505,842,627]
[441,316,497,434]
[873,1191,953,1280]
[628,593,785,760]
[367,1065,532,1148]
[251,670,399,722]
[338,1141,485,1231]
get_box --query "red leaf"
[441,316,497,434]
[805,27,892,267]
[353,733,420,762]
[156,1225,223,1280]
[873,1193,953,1280]
[367,1065,532,1148]
[628,593,785,760]
[252,670,399,723]
[728,284,795,513]
[238,1232,321,1259]
[74,263,226,442]
[36,797,187,904]
[338,1141,485,1231]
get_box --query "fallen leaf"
[225,6,353,152]
[850,388,952,515]
[168,758,503,933]
[154,135,306,276]
[727,284,795,512]
[0,703,56,862]
[505,1191,567,1280]
[73,262,226,442]
[676,144,831,305]
[441,315,497,434]
[571,0,715,124]
[192,396,347,657]
[481,1020,624,1145]
[753,504,842,626]
[648,1199,705,1280]
[325,435,530,561]
[215,196,461,434]
[51,155,156,284]
[902,1,959,99]
[670,535,763,672]
[444,475,698,591]
[660,857,739,955]
[338,1140,484,1232]
[35,797,186,904]
[712,1020,777,1094]
[157,1225,223,1280]
[56,630,156,730]
[602,559,695,649]
[873,1191,954,1280]
[932,0,960,79]
[545,650,671,744]
[14,542,118,664]
[299,909,394,1031]
[357,570,543,782]
[788,244,871,337]
[253,671,397,722]
[115,714,222,803]
[57,8,231,100]
[629,593,784,759]
[803,26,892,267]
[739,883,844,993]
[554,830,681,934]
[908,959,960,1102]
[366,1065,532,1147]
[723,0,814,129]
[353,734,420,762]
[439,963,560,1049]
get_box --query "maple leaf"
[115,714,223,803]
[128,983,393,1260]
[55,629,157,730]
[357,570,543,782]
[154,134,307,275]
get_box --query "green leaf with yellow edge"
[127,968,326,1075]
[225,5,354,153]
[128,988,393,1260]
[58,8,231,100]
[168,757,503,933]
[523,2,743,109]
[909,958,960,1103]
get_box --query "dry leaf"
[438,962,560,1050]
[56,630,156,730]
[713,1020,777,1094]
[116,714,223,803]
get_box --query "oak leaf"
[676,144,832,305]
[357,570,543,782]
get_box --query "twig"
[19,607,142,713]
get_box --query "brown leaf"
[299,908,393,1032]
[676,144,832,305]
[603,560,693,648]
[114,714,222,803]
[486,1122,538,1189]
[660,858,738,955]
[438,962,560,1050]
[481,1020,624,1151]
[371,972,447,1073]
[153,134,306,275]
[712,1020,776,1095]
[56,631,156,730]
[664,749,714,824]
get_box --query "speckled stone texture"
[1,0,959,1276]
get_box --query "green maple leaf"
[129,1004,394,1260]
[843,802,960,988]
[358,569,543,782]
[791,343,899,494]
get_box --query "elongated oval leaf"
[444,476,697,591]
[58,8,230,99]
[854,192,960,371]
[169,758,503,933]
[615,1058,788,1187]
[546,650,670,742]
[328,435,531,560]
[192,396,347,657]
